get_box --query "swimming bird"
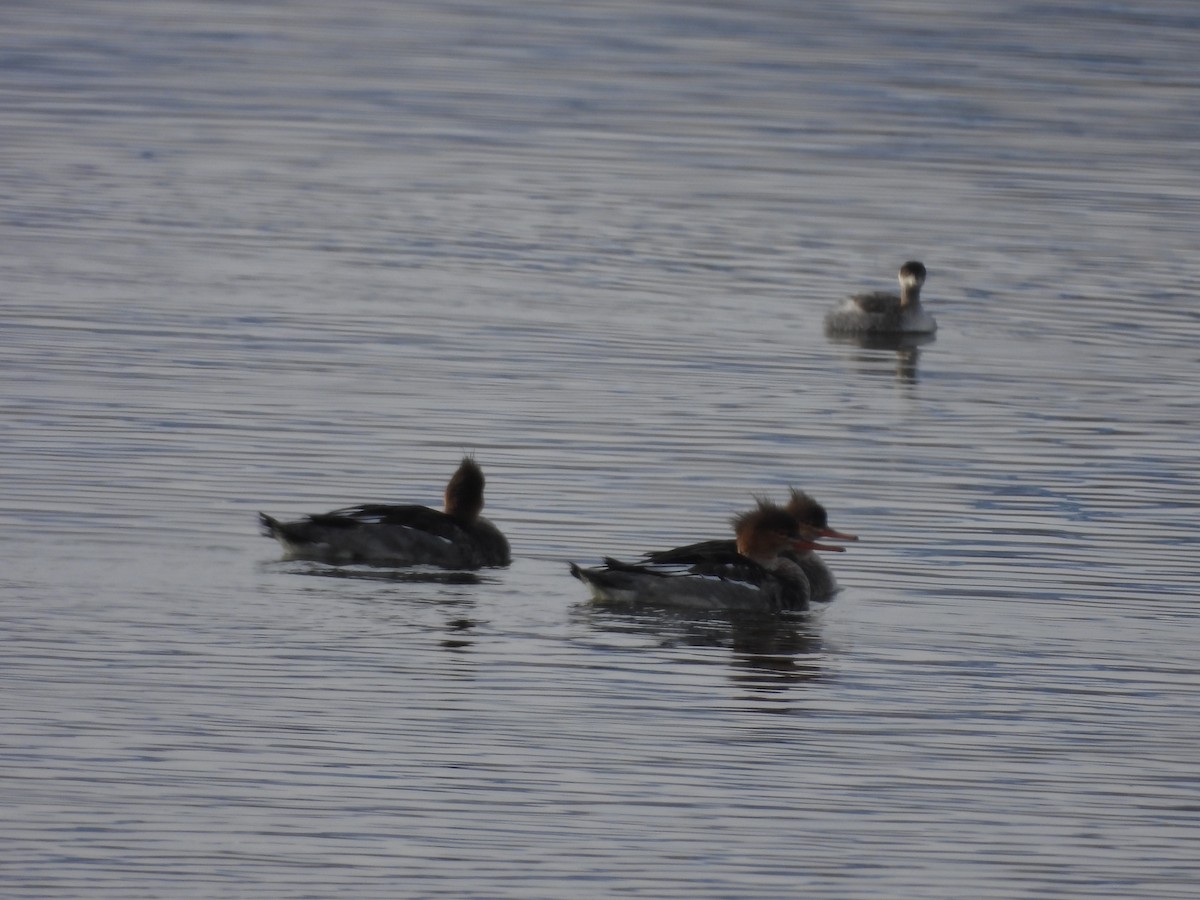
[259,456,510,569]
[570,500,836,613]
[640,489,855,602]
[824,261,936,334]
[779,489,856,599]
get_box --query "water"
[3,0,1199,896]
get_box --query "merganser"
[824,261,937,334]
[259,456,510,569]
[781,489,856,599]
[640,489,855,602]
[570,500,838,614]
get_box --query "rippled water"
[3,1,1199,896]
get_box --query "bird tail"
[258,512,282,538]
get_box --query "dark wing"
[685,556,774,585]
[310,504,466,541]
[633,548,774,586]
[595,556,668,576]
[641,538,739,566]
[851,291,901,314]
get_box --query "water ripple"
[3,0,1200,897]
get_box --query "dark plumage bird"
[570,500,836,614]
[639,489,856,602]
[825,261,937,334]
[259,456,510,569]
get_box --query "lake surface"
[3,1,1199,896]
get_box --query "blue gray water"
[3,1,1199,896]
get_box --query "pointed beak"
[818,526,858,542]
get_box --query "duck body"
[259,505,510,568]
[570,554,811,613]
[825,261,936,335]
[259,457,510,569]
[570,501,819,614]
[639,490,855,603]
[641,539,839,603]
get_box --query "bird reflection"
[440,616,479,650]
[727,612,824,691]
[578,605,825,693]
[826,331,936,383]
[267,559,487,585]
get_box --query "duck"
[779,489,856,599]
[824,261,936,334]
[640,489,855,602]
[259,456,510,569]
[570,500,836,614]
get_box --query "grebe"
[640,489,855,602]
[824,261,936,334]
[570,500,837,613]
[259,456,510,569]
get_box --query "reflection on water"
[728,613,826,691]
[578,604,826,692]
[3,0,1200,896]
[440,616,479,650]
[826,331,937,383]
[268,560,488,586]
